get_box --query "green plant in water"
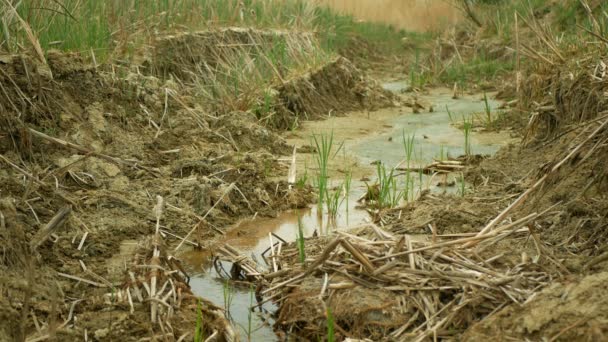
[222,280,234,313]
[296,215,306,265]
[376,164,403,208]
[311,132,342,215]
[325,185,343,222]
[327,307,335,342]
[402,131,415,202]
[438,145,446,161]
[483,91,492,127]
[343,170,352,224]
[296,162,308,189]
[194,299,204,342]
[458,173,466,197]
[246,285,254,341]
[446,105,454,124]
[462,116,473,156]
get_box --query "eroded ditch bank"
[184,81,516,340]
[0,29,393,341]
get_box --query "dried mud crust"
[463,272,608,341]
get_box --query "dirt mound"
[147,27,316,81]
[463,272,608,341]
[270,57,395,130]
[261,219,552,341]
[0,46,318,340]
[141,28,394,128]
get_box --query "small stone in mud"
[423,134,429,139]
[388,137,393,142]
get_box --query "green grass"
[462,116,473,156]
[409,48,430,88]
[446,105,455,124]
[482,91,493,127]
[296,214,306,264]
[343,170,352,223]
[402,131,415,202]
[439,53,514,85]
[194,299,205,342]
[458,173,466,197]
[222,280,234,313]
[296,162,308,189]
[402,132,415,168]
[376,163,403,208]
[326,307,335,342]
[325,185,343,222]
[1,0,406,62]
[311,132,342,215]
[437,145,446,161]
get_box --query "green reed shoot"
[325,185,343,221]
[483,91,492,127]
[343,170,352,223]
[222,280,234,313]
[458,173,466,197]
[438,145,446,161]
[376,164,403,208]
[297,215,306,265]
[194,299,204,342]
[446,105,454,123]
[246,285,254,341]
[312,132,342,214]
[402,131,415,202]
[296,163,308,189]
[327,307,335,342]
[462,116,473,156]
[402,131,415,168]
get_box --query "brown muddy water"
[182,81,516,340]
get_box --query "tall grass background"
[0,0,408,62]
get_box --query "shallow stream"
[183,82,516,340]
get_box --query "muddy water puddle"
[184,82,516,340]
[182,187,370,340]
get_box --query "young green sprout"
[458,173,466,197]
[462,116,473,156]
[402,131,416,202]
[483,91,492,127]
[194,299,204,342]
[222,280,234,314]
[297,215,306,264]
[376,163,404,208]
[343,170,352,224]
[327,307,335,342]
[311,131,343,217]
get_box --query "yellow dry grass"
[314,0,461,31]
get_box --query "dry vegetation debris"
[0,21,394,340]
